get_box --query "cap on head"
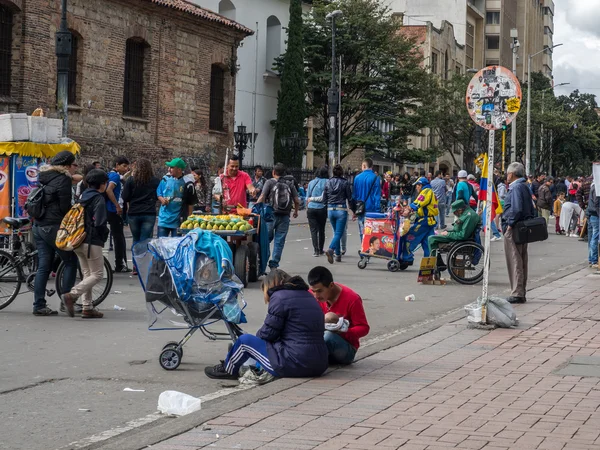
[166,158,186,170]
[467,174,476,181]
[451,199,467,213]
[51,151,76,167]
[458,170,468,178]
[413,176,428,186]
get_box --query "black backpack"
[272,179,293,215]
[24,184,47,219]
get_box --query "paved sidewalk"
[149,268,600,450]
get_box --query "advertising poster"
[14,156,39,218]
[0,156,11,234]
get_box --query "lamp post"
[55,0,72,137]
[525,43,562,176]
[510,28,520,163]
[326,10,343,167]
[280,132,309,168]
[233,124,255,166]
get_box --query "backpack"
[55,203,87,251]
[24,185,47,219]
[271,178,293,214]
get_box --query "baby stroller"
[132,230,246,370]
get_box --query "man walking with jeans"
[502,162,535,304]
[353,158,381,242]
[257,163,299,269]
[106,157,130,272]
[587,184,599,269]
[430,171,447,229]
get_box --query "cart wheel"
[162,341,183,358]
[234,245,249,287]
[247,242,260,283]
[159,347,182,370]
[387,260,400,272]
[357,259,367,270]
[399,261,410,271]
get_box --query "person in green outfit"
[428,199,480,256]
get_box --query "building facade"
[0,0,251,169]
[516,0,554,80]
[483,0,517,68]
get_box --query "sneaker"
[335,255,342,263]
[61,293,76,317]
[238,366,276,386]
[325,249,334,265]
[114,266,132,273]
[592,264,599,269]
[32,307,58,316]
[60,302,83,314]
[132,268,138,276]
[204,361,238,380]
[81,308,104,319]
[341,249,346,256]
[312,251,319,257]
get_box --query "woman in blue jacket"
[204,270,329,380]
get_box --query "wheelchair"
[432,227,485,285]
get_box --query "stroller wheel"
[159,347,182,370]
[357,259,368,270]
[387,260,400,272]
[162,341,183,358]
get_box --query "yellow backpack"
[56,203,87,251]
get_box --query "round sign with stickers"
[465,65,522,131]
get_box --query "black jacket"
[256,277,328,378]
[323,177,356,213]
[79,189,109,246]
[122,176,160,216]
[36,166,73,226]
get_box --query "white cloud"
[553,0,600,100]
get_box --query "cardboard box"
[0,113,29,142]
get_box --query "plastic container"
[28,116,47,143]
[0,114,29,142]
[46,118,63,143]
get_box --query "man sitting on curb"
[308,266,370,365]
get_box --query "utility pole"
[510,29,519,164]
[326,10,342,168]
[55,0,72,137]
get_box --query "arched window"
[209,64,225,131]
[0,5,13,96]
[265,15,281,72]
[218,0,236,20]
[123,37,149,117]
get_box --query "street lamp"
[525,43,563,176]
[326,10,343,166]
[280,132,309,168]
[55,0,72,136]
[233,124,255,165]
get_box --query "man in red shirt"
[308,266,370,364]
[220,156,255,213]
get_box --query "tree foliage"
[302,0,437,164]
[273,0,307,167]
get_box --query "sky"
[552,0,600,101]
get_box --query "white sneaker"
[491,236,501,242]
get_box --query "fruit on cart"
[180,214,255,233]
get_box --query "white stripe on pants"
[71,244,104,308]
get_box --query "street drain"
[554,356,600,377]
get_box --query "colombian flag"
[475,153,503,219]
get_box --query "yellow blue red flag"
[475,153,503,218]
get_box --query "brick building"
[0,0,252,170]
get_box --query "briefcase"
[513,217,548,244]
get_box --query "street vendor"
[400,176,438,264]
[428,200,480,253]
[219,156,256,213]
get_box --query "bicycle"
[0,217,114,310]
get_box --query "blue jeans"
[225,334,277,376]
[157,226,178,238]
[445,192,452,215]
[357,214,365,243]
[324,331,356,364]
[588,215,599,264]
[32,224,78,311]
[437,203,446,229]
[267,214,290,269]
[491,220,501,239]
[128,215,156,245]
[328,209,348,255]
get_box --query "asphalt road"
[0,218,590,450]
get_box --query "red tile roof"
[147,0,254,35]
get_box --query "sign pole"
[502,129,506,173]
[481,130,495,309]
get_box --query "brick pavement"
[149,269,600,450]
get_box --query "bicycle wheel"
[447,241,485,285]
[55,256,114,307]
[0,250,23,310]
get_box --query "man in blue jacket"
[502,162,535,304]
[353,158,381,242]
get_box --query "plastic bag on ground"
[157,390,201,416]
[486,296,517,328]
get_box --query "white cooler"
[47,118,63,143]
[0,113,29,142]
[28,116,47,143]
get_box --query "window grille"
[123,39,146,117]
[68,34,78,104]
[210,65,225,131]
[0,6,13,97]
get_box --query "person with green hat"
[156,157,188,237]
[427,199,480,254]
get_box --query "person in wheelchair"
[428,199,480,270]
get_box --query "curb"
[72,261,589,450]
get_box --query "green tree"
[302,0,436,165]
[273,0,307,167]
